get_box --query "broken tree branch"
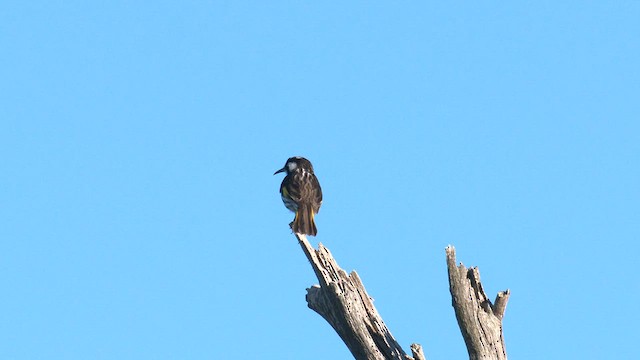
[409,343,426,360]
[446,245,510,360]
[295,233,422,360]
[292,234,510,360]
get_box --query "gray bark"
[446,245,510,360]
[294,233,509,360]
[295,233,421,360]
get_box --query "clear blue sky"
[2,2,639,359]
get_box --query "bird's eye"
[287,162,298,171]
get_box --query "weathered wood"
[446,245,510,360]
[293,234,510,360]
[409,343,426,360]
[295,233,417,360]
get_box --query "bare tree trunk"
[294,233,509,360]
[295,233,421,360]
[446,245,510,360]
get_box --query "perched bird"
[274,156,323,236]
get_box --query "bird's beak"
[274,167,285,175]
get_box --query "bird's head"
[274,156,314,175]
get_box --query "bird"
[274,156,323,236]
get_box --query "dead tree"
[294,233,509,360]
[446,245,510,360]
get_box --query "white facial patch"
[287,161,298,171]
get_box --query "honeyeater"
[274,156,323,236]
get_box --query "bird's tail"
[291,205,317,236]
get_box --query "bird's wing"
[310,174,322,213]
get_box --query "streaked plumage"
[274,157,323,236]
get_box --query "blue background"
[2,2,639,359]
